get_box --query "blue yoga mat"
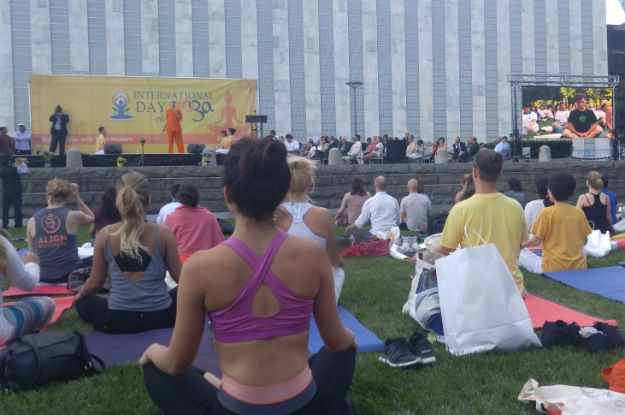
[542,266,625,303]
[85,324,221,375]
[86,306,381,371]
[308,306,383,352]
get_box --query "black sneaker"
[540,320,584,348]
[593,322,625,347]
[379,338,420,368]
[587,322,625,352]
[408,331,436,365]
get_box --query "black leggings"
[75,288,177,334]
[143,346,356,414]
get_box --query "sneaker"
[587,322,625,352]
[408,331,436,365]
[540,320,584,348]
[379,338,420,368]
[593,322,625,348]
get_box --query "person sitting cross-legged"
[0,245,55,345]
[561,94,603,138]
[140,137,357,414]
[74,172,182,333]
[345,175,399,242]
[164,183,224,264]
[519,173,592,274]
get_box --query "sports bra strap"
[221,232,288,279]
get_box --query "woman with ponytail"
[75,172,181,333]
[141,138,356,414]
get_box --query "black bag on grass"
[0,331,105,392]
[427,212,448,235]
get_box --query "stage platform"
[20,153,202,167]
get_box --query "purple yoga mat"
[85,325,221,376]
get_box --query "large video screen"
[520,86,614,139]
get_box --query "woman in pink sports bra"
[140,137,357,414]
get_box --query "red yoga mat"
[3,284,73,297]
[524,292,618,329]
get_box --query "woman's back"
[105,223,171,311]
[579,192,612,233]
[189,232,332,385]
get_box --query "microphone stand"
[140,138,145,166]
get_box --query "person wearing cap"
[13,123,31,155]
[49,104,70,154]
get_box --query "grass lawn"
[3,225,625,414]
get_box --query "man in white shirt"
[156,183,181,224]
[342,134,363,164]
[400,179,431,233]
[553,102,569,133]
[283,134,300,155]
[13,123,31,155]
[345,176,399,242]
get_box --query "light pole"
[346,81,363,137]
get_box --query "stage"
[20,153,202,168]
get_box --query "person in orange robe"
[162,100,183,153]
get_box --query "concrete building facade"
[1,0,609,142]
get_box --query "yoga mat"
[308,306,383,353]
[3,284,73,297]
[524,293,618,329]
[542,266,625,303]
[85,324,220,375]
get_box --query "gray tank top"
[33,207,82,281]
[104,225,172,312]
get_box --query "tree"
[560,87,576,106]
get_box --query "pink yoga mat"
[3,285,73,297]
[524,292,618,329]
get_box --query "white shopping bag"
[518,378,625,415]
[584,230,611,257]
[436,229,541,356]
[332,266,345,304]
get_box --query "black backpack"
[427,212,448,235]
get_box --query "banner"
[30,75,257,154]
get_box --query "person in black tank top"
[576,170,614,234]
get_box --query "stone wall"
[15,160,625,217]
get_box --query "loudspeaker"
[187,144,205,154]
[104,144,122,154]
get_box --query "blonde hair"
[45,178,71,203]
[285,156,315,202]
[111,172,151,261]
[586,170,603,189]
[461,174,474,192]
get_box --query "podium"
[245,115,268,138]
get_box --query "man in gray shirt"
[399,179,431,233]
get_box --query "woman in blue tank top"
[141,138,357,414]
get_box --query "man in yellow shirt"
[432,149,528,294]
[95,126,106,154]
[520,173,592,274]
